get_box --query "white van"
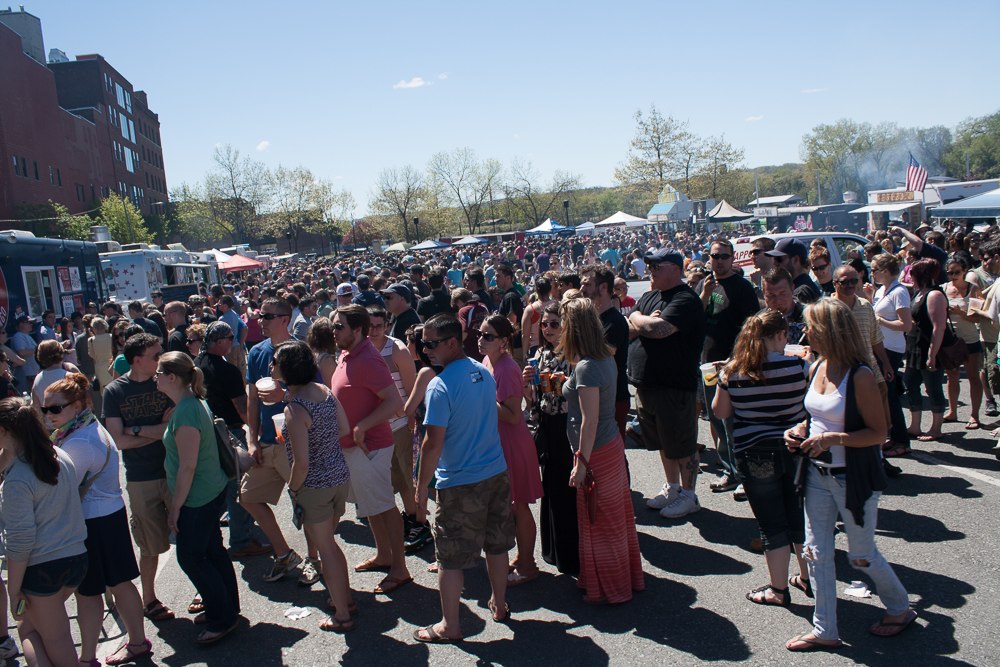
[733,231,870,272]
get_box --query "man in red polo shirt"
[331,305,411,594]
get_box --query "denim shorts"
[22,552,89,597]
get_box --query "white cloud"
[393,76,429,90]
[800,87,827,94]
[745,115,764,122]
[438,72,449,80]
[256,140,270,152]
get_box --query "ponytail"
[190,367,205,399]
[158,351,205,398]
[0,397,60,485]
[723,309,787,383]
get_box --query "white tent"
[596,211,648,228]
[575,221,596,236]
[410,239,450,250]
[207,248,233,263]
[452,236,487,245]
[526,219,570,235]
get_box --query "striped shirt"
[721,353,808,452]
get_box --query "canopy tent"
[929,187,1000,219]
[848,202,919,215]
[410,239,450,250]
[272,253,298,261]
[525,218,570,235]
[385,241,413,252]
[575,221,596,235]
[207,248,233,263]
[219,254,263,271]
[452,235,487,245]
[596,211,648,227]
[707,200,753,222]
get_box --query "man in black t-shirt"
[496,263,525,365]
[416,268,455,320]
[765,238,822,304]
[581,264,630,441]
[196,322,270,558]
[698,240,760,492]
[464,269,496,312]
[128,301,164,338]
[164,301,190,355]
[382,283,421,340]
[627,249,705,521]
[102,333,174,617]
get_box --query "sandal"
[789,575,813,598]
[746,584,790,607]
[187,595,204,614]
[489,599,510,622]
[374,575,413,594]
[319,615,355,633]
[916,433,941,442]
[325,598,358,616]
[966,418,981,430]
[412,625,462,644]
[354,559,391,573]
[142,599,175,622]
[785,633,843,652]
[869,609,918,637]
[883,444,912,458]
[507,568,540,587]
[104,638,153,666]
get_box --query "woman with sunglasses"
[155,352,239,645]
[0,396,88,666]
[871,254,913,457]
[522,302,578,575]
[479,315,543,586]
[943,256,984,429]
[184,322,207,359]
[560,298,643,604]
[42,374,151,666]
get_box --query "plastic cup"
[272,413,285,443]
[784,344,806,357]
[700,362,719,387]
[256,377,278,405]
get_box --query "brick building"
[0,8,167,223]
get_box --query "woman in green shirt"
[155,352,238,646]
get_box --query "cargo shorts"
[432,471,515,570]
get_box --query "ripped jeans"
[803,466,910,641]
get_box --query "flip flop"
[142,599,175,622]
[869,609,918,637]
[188,595,204,614]
[507,569,540,587]
[785,633,843,652]
[966,419,981,430]
[413,625,463,644]
[319,616,355,633]
[375,575,413,594]
[194,619,240,646]
[354,560,392,573]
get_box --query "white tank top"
[804,364,848,467]
[379,337,408,431]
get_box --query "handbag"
[936,321,969,371]
[213,416,251,480]
[576,451,597,524]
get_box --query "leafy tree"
[50,201,92,240]
[614,105,690,199]
[692,135,746,201]
[96,195,153,244]
[943,111,1000,180]
[912,125,952,177]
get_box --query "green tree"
[943,111,1000,180]
[96,195,153,244]
[50,201,92,240]
[614,105,691,199]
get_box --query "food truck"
[100,246,218,303]
[0,230,106,331]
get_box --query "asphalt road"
[17,278,995,666]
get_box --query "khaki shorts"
[239,443,291,505]
[126,479,172,557]
[296,484,348,525]
[390,426,415,498]
[433,471,515,570]
[343,446,395,518]
[636,385,699,459]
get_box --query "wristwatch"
[132,424,142,436]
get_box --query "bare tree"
[696,135,746,200]
[369,165,425,242]
[505,159,582,225]
[206,144,270,243]
[428,148,502,235]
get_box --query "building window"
[49,166,55,185]
[21,157,27,177]
[125,151,134,173]
[12,155,20,176]
[33,161,39,180]
[128,119,136,143]
[57,169,61,186]
[76,184,84,201]
[115,83,125,109]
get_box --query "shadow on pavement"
[884,472,982,499]
[155,619,307,667]
[638,532,753,577]
[876,508,965,543]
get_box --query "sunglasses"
[710,253,732,260]
[947,270,963,276]
[422,336,455,350]
[836,278,859,286]
[477,331,499,342]
[812,264,830,272]
[187,338,203,344]
[539,321,561,329]
[260,313,287,320]
[40,403,71,415]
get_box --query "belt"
[813,465,847,477]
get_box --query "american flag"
[905,153,928,193]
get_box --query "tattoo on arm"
[639,316,678,339]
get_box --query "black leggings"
[737,441,805,551]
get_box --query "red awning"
[219,255,263,271]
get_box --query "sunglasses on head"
[40,403,70,415]
[539,321,561,329]
[187,338,202,343]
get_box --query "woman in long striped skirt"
[559,299,644,604]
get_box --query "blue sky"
[32,0,1000,214]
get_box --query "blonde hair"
[558,298,611,362]
[723,309,787,383]
[158,351,205,398]
[804,298,868,370]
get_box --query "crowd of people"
[0,216,993,661]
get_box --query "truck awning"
[848,202,919,215]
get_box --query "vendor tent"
[707,200,753,222]
[219,254,263,271]
[452,236,487,245]
[526,219,570,234]
[575,221,596,235]
[596,211,648,228]
[929,187,1000,219]
[207,248,233,263]
[410,239,450,250]
[385,241,413,252]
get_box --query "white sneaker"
[0,635,18,659]
[646,484,680,510]
[659,491,700,519]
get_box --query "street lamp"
[285,230,293,253]
[413,217,420,242]
[563,199,570,227]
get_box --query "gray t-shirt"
[563,356,619,453]
[102,373,171,482]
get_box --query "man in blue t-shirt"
[413,314,513,643]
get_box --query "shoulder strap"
[79,428,114,500]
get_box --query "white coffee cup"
[700,362,719,387]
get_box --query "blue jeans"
[803,467,910,641]
[176,491,240,632]
[704,381,737,477]
[225,427,262,550]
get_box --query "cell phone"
[788,433,805,442]
[15,598,25,616]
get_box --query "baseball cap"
[380,283,413,302]
[14,314,37,325]
[766,238,809,261]
[644,248,684,268]
[356,274,371,289]
[336,282,355,297]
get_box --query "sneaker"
[404,522,433,553]
[986,400,999,417]
[298,557,322,586]
[732,484,747,502]
[646,484,679,510]
[710,473,738,493]
[263,550,303,582]
[0,635,18,660]
[659,491,700,519]
[401,511,416,539]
